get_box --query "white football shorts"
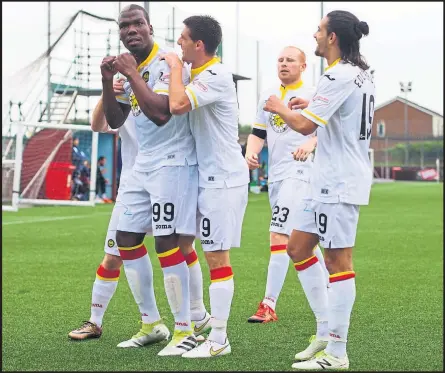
[293,199,360,249]
[117,165,198,237]
[268,177,310,236]
[197,184,248,252]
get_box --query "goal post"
[2,121,98,211]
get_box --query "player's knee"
[102,253,122,271]
[204,250,230,270]
[154,233,179,254]
[178,235,195,256]
[116,230,145,248]
[324,248,353,274]
[270,232,289,246]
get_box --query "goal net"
[2,122,98,211]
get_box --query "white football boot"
[117,320,170,348]
[182,338,231,358]
[193,312,212,342]
[294,335,329,361]
[158,330,198,356]
[292,350,349,370]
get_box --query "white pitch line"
[2,212,111,226]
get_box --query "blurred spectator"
[96,156,112,203]
[71,160,91,201]
[72,137,88,171]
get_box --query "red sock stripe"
[329,271,356,283]
[185,250,198,267]
[294,255,319,271]
[96,264,120,279]
[157,247,185,268]
[271,244,287,253]
[118,244,147,260]
[210,266,233,282]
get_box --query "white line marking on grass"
[2,212,111,226]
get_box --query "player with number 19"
[264,10,375,370]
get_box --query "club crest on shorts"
[269,113,287,133]
[107,239,115,248]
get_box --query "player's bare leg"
[183,250,232,358]
[156,233,197,356]
[68,253,122,340]
[286,229,330,363]
[292,245,353,370]
[178,235,211,341]
[115,231,169,348]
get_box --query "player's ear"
[149,25,154,36]
[301,63,307,72]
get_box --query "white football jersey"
[116,43,197,172]
[117,116,138,184]
[184,58,249,188]
[254,81,315,183]
[301,59,376,205]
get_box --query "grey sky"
[2,1,443,126]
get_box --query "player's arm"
[245,96,268,169]
[263,96,317,135]
[114,53,171,126]
[293,136,318,161]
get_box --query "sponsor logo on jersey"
[142,71,150,82]
[208,176,215,181]
[321,188,329,195]
[167,154,175,160]
[324,74,336,81]
[269,113,287,133]
[192,80,208,92]
[206,70,217,76]
[156,224,172,230]
[201,239,215,245]
[107,239,115,248]
[313,95,330,105]
[129,92,141,116]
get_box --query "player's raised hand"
[159,52,183,69]
[113,53,138,78]
[101,56,117,81]
[113,77,126,96]
[292,138,316,161]
[264,95,284,114]
[245,152,260,170]
[288,97,309,110]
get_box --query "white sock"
[208,266,234,345]
[264,244,289,310]
[90,265,120,327]
[158,247,191,332]
[294,255,329,339]
[313,245,330,287]
[325,273,356,359]
[119,244,161,324]
[185,250,207,321]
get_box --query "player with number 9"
[264,10,375,370]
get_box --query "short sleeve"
[116,81,130,105]
[184,71,227,110]
[253,95,267,131]
[301,74,355,127]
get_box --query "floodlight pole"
[400,81,412,166]
[47,1,51,123]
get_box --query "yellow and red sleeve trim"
[271,244,287,254]
[157,247,185,268]
[118,243,147,261]
[185,250,198,267]
[294,255,319,271]
[329,271,355,283]
[210,266,234,283]
[96,264,120,281]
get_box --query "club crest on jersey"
[269,113,287,133]
[129,92,141,116]
[142,71,150,82]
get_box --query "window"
[377,120,385,137]
[432,116,443,137]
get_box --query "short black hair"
[183,15,222,55]
[98,156,106,162]
[326,10,369,70]
[120,4,150,24]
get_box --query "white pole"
[11,122,25,211]
[436,158,440,183]
[256,40,260,102]
[236,2,240,74]
[89,131,99,202]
